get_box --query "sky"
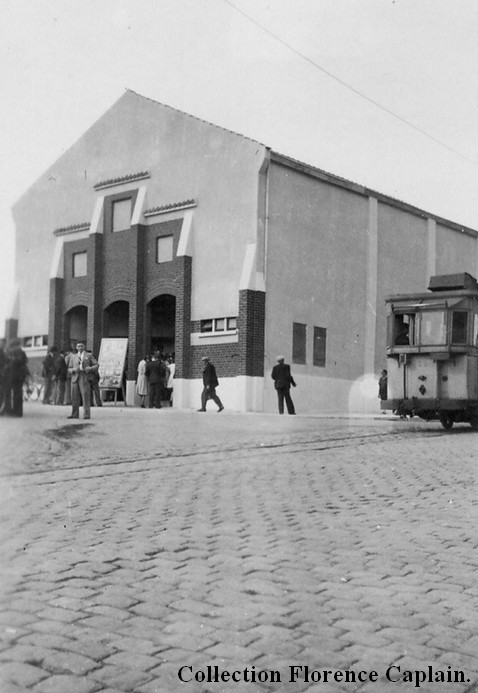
[2,0,478,330]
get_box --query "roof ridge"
[125,89,265,148]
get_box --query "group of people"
[42,344,102,412]
[136,353,175,409]
[0,339,29,417]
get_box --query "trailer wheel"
[439,413,454,430]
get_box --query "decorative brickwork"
[51,216,193,388]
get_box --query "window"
[393,314,415,345]
[72,251,87,277]
[156,235,174,263]
[112,198,132,232]
[313,326,327,367]
[22,335,47,349]
[200,317,237,334]
[451,311,468,344]
[292,322,307,365]
[420,311,446,345]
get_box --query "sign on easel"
[98,338,128,391]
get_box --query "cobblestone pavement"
[0,404,477,693]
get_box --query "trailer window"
[393,314,414,345]
[451,311,468,344]
[420,311,446,345]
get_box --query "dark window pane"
[451,311,468,344]
[200,320,213,333]
[313,326,327,367]
[292,322,307,365]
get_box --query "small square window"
[156,235,174,263]
[215,318,225,332]
[200,320,213,333]
[292,322,307,365]
[23,337,33,348]
[227,317,237,331]
[34,335,43,347]
[113,198,132,232]
[73,251,87,277]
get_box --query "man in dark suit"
[146,354,166,409]
[271,355,296,415]
[198,356,224,412]
[67,342,98,420]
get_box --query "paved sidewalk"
[0,404,477,692]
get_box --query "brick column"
[175,255,192,380]
[49,278,64,348]
[237,289,266,376]
[128,224,146,380]
[87,233,104,357]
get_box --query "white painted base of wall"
[264,372,380,414]
[126,373,380,414]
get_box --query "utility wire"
[222,0,477,165]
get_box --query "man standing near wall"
[67,342,98,420]
[198,356,224,412]
[271,355,297,415]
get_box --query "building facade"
[8,90,478,412]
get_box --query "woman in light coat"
[136,356,149,408]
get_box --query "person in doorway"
[198,356,224,412]
[165,354,175,407]
[67,342,98,420]
[271,355,296,415]
[146,353,166,409]
[378,369,388,414]
[136,355,149,408]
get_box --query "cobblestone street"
[1,404,477,693]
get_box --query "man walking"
[271,355,296,415]
[67,342,98,420]
[198,356,224,412]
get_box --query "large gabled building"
[8,90,478,412]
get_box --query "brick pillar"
[128,224,146,380]
[87,233,103,357]
[175,255,192,380]
[49,278,64,348]
[237,289,266,376]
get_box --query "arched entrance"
[65,306,87,349]
[104,301,130,338]
[148,294,176,355]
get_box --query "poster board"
[98,338,128,389]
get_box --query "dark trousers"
[149,382,162,408]
[90,381,103,406]
[54,379,66,405]
[5,380,23,417]
[276,386,295,415]
[71,374,91,418]
[201,386,223,411]
[43,375,53,403]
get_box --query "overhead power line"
[222,0,477,165]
